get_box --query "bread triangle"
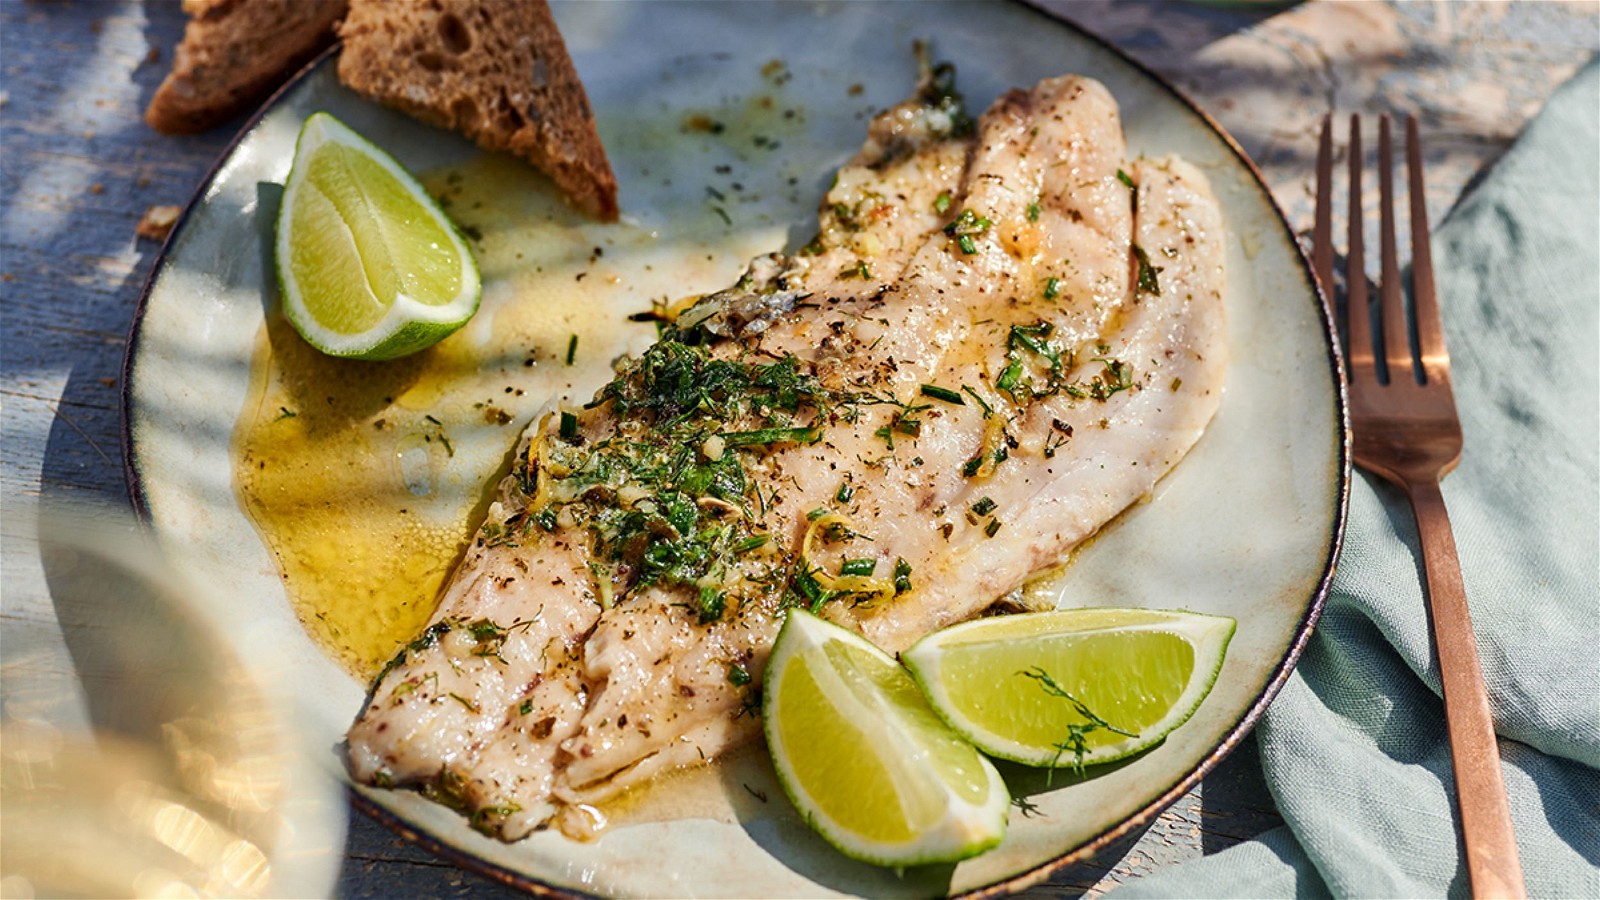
[146,0,347,135]
[337,0,619,221]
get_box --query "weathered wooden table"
[4,1,1593,895]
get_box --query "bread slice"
[146,0,347,134]
[337,0,618,221]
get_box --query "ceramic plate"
[124,2,1347,896]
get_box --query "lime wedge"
[903,608,1235,769]
[275,112,480,360]
[763,610,1008,867]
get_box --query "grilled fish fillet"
[346,67,1227,841]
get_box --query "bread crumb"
[136,205,182,241]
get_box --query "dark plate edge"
[116,7,1355,897]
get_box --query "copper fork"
[1313,114,1525,898]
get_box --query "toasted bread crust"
[337,0,618,220]
[145,0,347,135]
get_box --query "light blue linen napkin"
[1112,56,1600,898]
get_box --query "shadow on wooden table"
[9,0,230,509]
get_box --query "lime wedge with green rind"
[903,608,1235,768]
[763,609,1008,867]
[275,111,480,361]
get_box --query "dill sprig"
[1133,244,1163,296]
[1019,666,1138,782]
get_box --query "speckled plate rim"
[120,3,1351,896]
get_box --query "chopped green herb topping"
[728,663,753,687]
[1133,244,1163,296]
[917,58,974,137]
[529,339,865,616]
[990,319,1134,405]
[1044,276,1061,300]
[565,334,578,366]
[934,192,952,215]
[971,497,997,516]
[919,384,965,405]
[481,521,518,549]
[697,586,726,623]
[871,400,929,450]
[469,803,522,836]
[1010,322,1065,371]
[1064,357,1134,401]
[1021,666,1138,780]
[943,209,993,255]
[723,426,821,447]
[1116,169,1136,190]
[892,558,913,595]
[789,563,830,613]
[839,557,878,577]
[1026,201,1042,223]
[996,359,1023,393]
[733,534,770,553]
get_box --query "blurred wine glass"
[1,504,343,898]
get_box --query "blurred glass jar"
[1,506,343,899]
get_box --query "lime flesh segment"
[764,610,1008,867]
[276,112,479,360]
[903,609,1235,768]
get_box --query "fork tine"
[1313,116,1337,334]
[1407,116,1450,384]
[1313,117,1334,292]
[1377,115,1414,383]
[1346,116,1375,379]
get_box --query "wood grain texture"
[2,2,1594,897]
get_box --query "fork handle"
[1408,478,1527,899]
